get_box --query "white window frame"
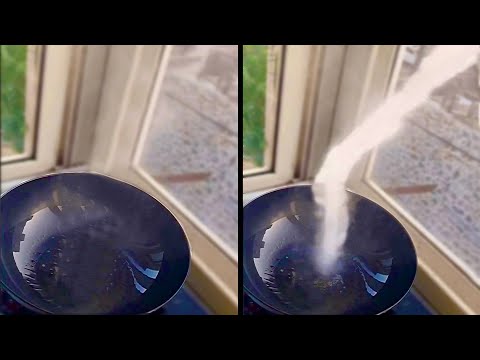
[243,45,311,193]
[88,45,237,314]
[2,45,72,181]
[296,45,348,180]
[334,45,480,314]
[59,45,109,167]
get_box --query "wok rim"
[243,183,417,315]
[0,171,191,315]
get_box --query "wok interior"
[243,185,417,315]
[0,173,190,314]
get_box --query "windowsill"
[1,178,25,195]
[1,165,89,194]
[243,189,268,206]
[243,180,311,205]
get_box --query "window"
[243,45,282,174]
[335,45,480,314]
[88,45,238,314]
[1,45,72,182]
[366,45,480,287]
[450,94,474,118]
[1,45,41,162]
[2,45,234,314]
[137,45,238,255]
[243,45,312,193]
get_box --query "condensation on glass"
[139,45,238,252]
[368,45,480,285]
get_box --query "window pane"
[1,45,39,162]
[243,45,281,172]
[139,45,238,252]
[369,45,480,284]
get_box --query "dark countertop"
[0,286,211,315]
[383,288,436,315]
[243,287,437,315]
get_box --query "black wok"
[0,172,191,315]
[243,184,417,315]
